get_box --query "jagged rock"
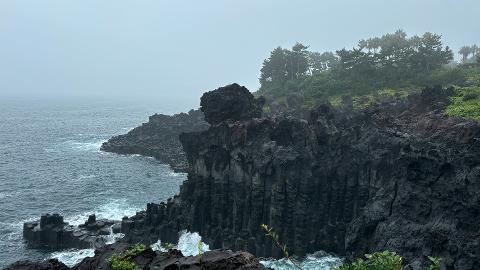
[200,83,264,125]
[119,85,480,269]
[101,109,208,172]
[23,214,120,249]
[3,259,69,270]
[5,243,267,270]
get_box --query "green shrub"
[334,251,402,270]
[161,242,177,250]
[426,256,441,270]
[445,86,480,121]
[334,251,441,270]
[106,243,146,270]
[107,255,139,270]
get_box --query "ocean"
[0,98,341,270]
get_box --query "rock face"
[4,259,69,270]
[101,109,208,172]
[200,83,265,125]
[119,85,480,269]
[23,214,120,249]
[4,243,267,270]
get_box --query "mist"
[0,0,479,107]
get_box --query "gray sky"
[1,0,479,107]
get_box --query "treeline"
[258,30,479,108]
[459,45,479,63]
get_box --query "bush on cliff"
[107,243,146,270]
[334,251,441,270]
[445,86,480,120]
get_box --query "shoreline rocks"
[23,214,120,250]
[4,242,267,270]
[101,109,209,172]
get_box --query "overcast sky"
[1,0,479,107]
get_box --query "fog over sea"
[0,98,341,270]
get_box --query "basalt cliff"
[118,84,480,269]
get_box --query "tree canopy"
[258,30,461,108]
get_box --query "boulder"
[200,83,264,125]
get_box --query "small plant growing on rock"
[426,256,441,270]
[261,224,302,270]
[198,240,205,256]
[161,242,177,250]
[334,251,402,270]
[107,243,146,270]
[334,251,441,270]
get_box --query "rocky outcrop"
[101,109,208,172]
[4,243,267,270]
[23,214,120,249]
[119,85,480,269]
[201,83,265,125]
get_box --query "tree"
[260,47,288,86]
[471,45,478,58]
[309,51,338,74]
[415,32,452,72]
[286,43,310,80]
[459,46,471,62]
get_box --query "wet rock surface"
[101,109,209,172]
[4,243,267,270]
[119,85,480,269]
[23,214,120,250]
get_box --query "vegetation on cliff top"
[256,30,480,121]
[107,243,146,270]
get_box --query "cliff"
[119,84,480,269]
[101,109,209,172]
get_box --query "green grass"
[445,86,480,121]
[328,87,413,109]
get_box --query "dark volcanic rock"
[5,243,267,270]
[3,259,69,270]
[119,85,480,269]
[101,109,208,172]
[200,83,265,125]
[23,214,119,249]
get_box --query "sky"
[0,0,479,108]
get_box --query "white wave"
[177,230,210,256]
[65,199,141,226]
[104,225,125,244]
[260,251,343,270]
[169,171,187,177]
[74,174,97,181]
[50,249,95,267]
[47,139,106,153]
[150,239,166,252]
[69,140,105,152]
[151,230,210,256]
